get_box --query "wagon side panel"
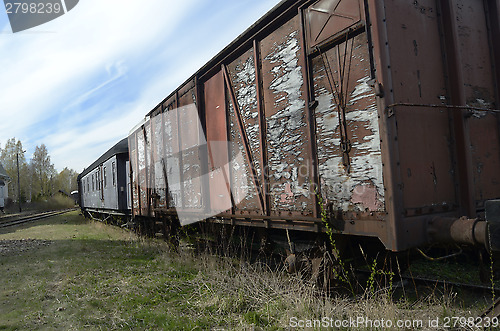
[203,71,232,214]
[151,108,167,210]
[128,132,141,217]
[226,48,264,215]
[162,95,183,211]
[451,0,500,208]
[384,0,458,217]
[260,15,314,216]
[178,83,204,211]
[310,28,384,215]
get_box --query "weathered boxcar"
[129,0,500,252]
[78,138,131,216]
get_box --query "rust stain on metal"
[153,112,166,208]
[225,52,264,213]
[313,33,384,212]
[229,52,262,179]
[451,0,500,207]
[163,102,182,209]
[261,18,313,214]
[386,0,457,212]
[129,134,140,214]
[227,98,260,211]
[306,0,362,49]
[178,92,203,209]
[351,182,383,211]
[205,71,232,212]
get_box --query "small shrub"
[24,194,75,212]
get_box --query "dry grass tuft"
[172,248,485,330]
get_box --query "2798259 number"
[5,2,62,14]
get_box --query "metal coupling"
[428,216,487,247]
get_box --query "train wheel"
[284,238,356,293]
[311,244,356,293]
[165,216,180,251]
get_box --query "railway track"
[400,274,499,296]
[0,208,77,229]
[355,268,500,321]
[355,268,500,295]
[482,297,500,319]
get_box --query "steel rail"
[357,267,500,321]
[481,297,500,320]
[354,268,500,296]
[0,209,77,229]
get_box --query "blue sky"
[0,0,281,172]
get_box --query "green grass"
[0,212,210,330]
[0,212,494,330]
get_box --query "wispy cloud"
[0,0,281,172]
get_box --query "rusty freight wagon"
[128,0,500,255]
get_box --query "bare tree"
[1,139,80,203]
[31,144,56,199]
[0,138,28,202]
[54,167,79,194]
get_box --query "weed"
[491,250,495,304]
[314,186,354,293]
[366,256,395,297]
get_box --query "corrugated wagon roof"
[78,138,128,179]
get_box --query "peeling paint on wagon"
[228,99,260,211]
[129,137,140,212]
[153,112,167,208]
[313,32,384,212]
[266,31,305,114]
[178,97,204,209]
[229,51,264,198]
[163,105,182,209]
[347,76,380,153]
[262,21,313,213]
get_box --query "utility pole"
[16,150,25,213]
[16,152,21,212]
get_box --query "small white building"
[0,162,10,210]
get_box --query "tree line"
[0,138,79,203]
